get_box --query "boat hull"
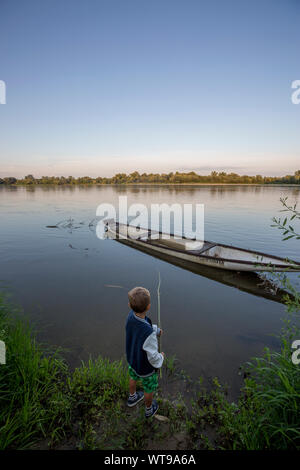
[114,237,291,304]
[105,222,300,272]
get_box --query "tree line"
[1,170,300,185]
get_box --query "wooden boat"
[104,219,300,272]
[107,233,290,304]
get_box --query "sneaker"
[145,399,159,418]
[127,390,144,407]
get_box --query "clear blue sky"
[0,0,299,177]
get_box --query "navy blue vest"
[126,310,155,377]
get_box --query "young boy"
[126,286,164,418]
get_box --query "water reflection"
[114,237,290,304]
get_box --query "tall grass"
[217,339,300,449]
[0,293,130,449]
[69,357,129,409]
[188,315,300,450]
[0,294,69,449]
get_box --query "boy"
[126,286,164,418]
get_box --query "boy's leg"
[143,373,159,418]
[144,392,153,408]
[129,378,137,395]
[127,365,144,407]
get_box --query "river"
[0,184,299,397]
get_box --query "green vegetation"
[0,294,69,449]
[188,328,300,449]
[0,293,187,450]
[1,170,300,186]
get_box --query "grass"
[187,318,300,450]
[0,293,69,449]
[217,342,300,449]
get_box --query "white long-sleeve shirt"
[142,324,164,369]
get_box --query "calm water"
[1,184,300,397]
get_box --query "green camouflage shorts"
[128,365,158,393]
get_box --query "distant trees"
[1,177,17,185]
[23,174,35,184]
[1,170,300,185]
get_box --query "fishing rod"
[157,271,162,379]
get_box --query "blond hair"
[128,287,151,313]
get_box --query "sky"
[0,0,299,178]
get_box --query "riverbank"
[1,169,300,186]
[0,293,299,450]
[2,182,300,187]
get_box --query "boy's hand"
[161,352,165,358]
[158,328,163,337]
